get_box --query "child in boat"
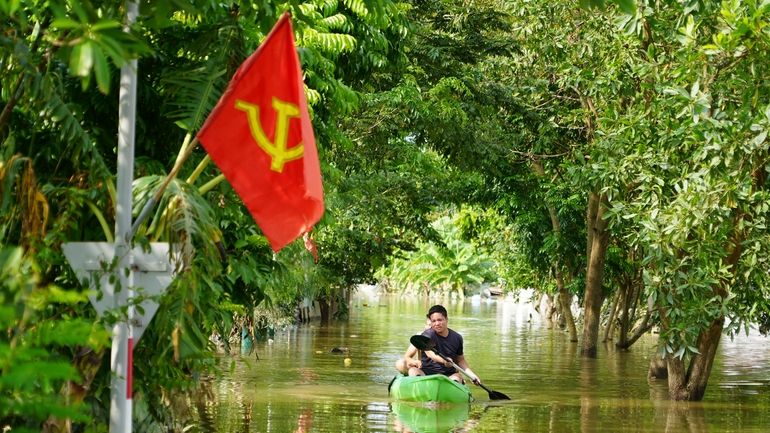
[394,318,430,374]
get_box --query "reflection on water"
[391,402,469,433]
[188,294,770,432]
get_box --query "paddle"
[410,335,511,401]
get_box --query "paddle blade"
[487,389,511,400]
[410,335,433,351]
[477,381,511,400]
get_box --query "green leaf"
[51,18,81,29]
[342,0,369,16]
[0,306,15,326]
[615,0,636,14]
[45,286,88,304]
[1,0,21,16]
[92,45,111,94]
[91,20,122,31]
[70,41,93,77]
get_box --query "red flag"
[197,13,324,252]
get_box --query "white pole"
[113,1,138,432]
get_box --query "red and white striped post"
[114,2,138,431]
[64,3,176,429]
[62,241,174,433]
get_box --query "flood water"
[190,293,770,432]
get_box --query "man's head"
[426,305,449,335]
[427,305,448,319]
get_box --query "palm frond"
[319,13,350,32]
[132,176,222,272]
[29,72,111,181]
[319,0,340,16]
[302,29,357,54]
[160,67,227,131]
[158,21,248,134]
[342,0,369,17]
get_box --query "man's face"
[428,312,448,334]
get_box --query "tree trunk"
[318,298,331,325]
[616,306,653,349]
[648,353,668,379]
[666,316,724,400]
[555,270,578,341]
[582,192,610,357]
[537,293,557,327]
[616,294,653,350]
[586,192,597,262]
[602,289,621,342]
[617,277,634,344]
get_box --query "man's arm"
[455,354,481,384]
[424,350,447,366]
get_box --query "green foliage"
[377,212,497,297]
[580,0,636,15]
[385,0,770,377]
[5,0,770,416]
[0,247,109,431]
[1,0,415,427]
[585,0,770,357]
[49,3,150,94]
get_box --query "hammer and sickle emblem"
[235,98,305,172]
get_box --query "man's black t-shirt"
[420,328,463,376]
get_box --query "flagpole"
[113,1,138,432]
[130,137,199,237]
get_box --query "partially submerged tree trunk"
[661,190,747,401]
[616,298,653,350]
[602,289,620,342]
[665,316,723,400]
[648,353,668,380]
[536,293,558,327]
[318,297,331,325]
[555,269,578,342]
[616,274,637,346]
[582,192,610,357]
[616,272,653,350]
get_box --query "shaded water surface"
[191,295,770,432]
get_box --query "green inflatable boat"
[389,374,473,403]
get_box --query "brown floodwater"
[190,293,770,432]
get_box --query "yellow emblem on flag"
[235,97,305,172]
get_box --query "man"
[404,304,481,385]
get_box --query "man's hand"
[406,359,421,368]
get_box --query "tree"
[1,0,414,428]
[575,0,770,399]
